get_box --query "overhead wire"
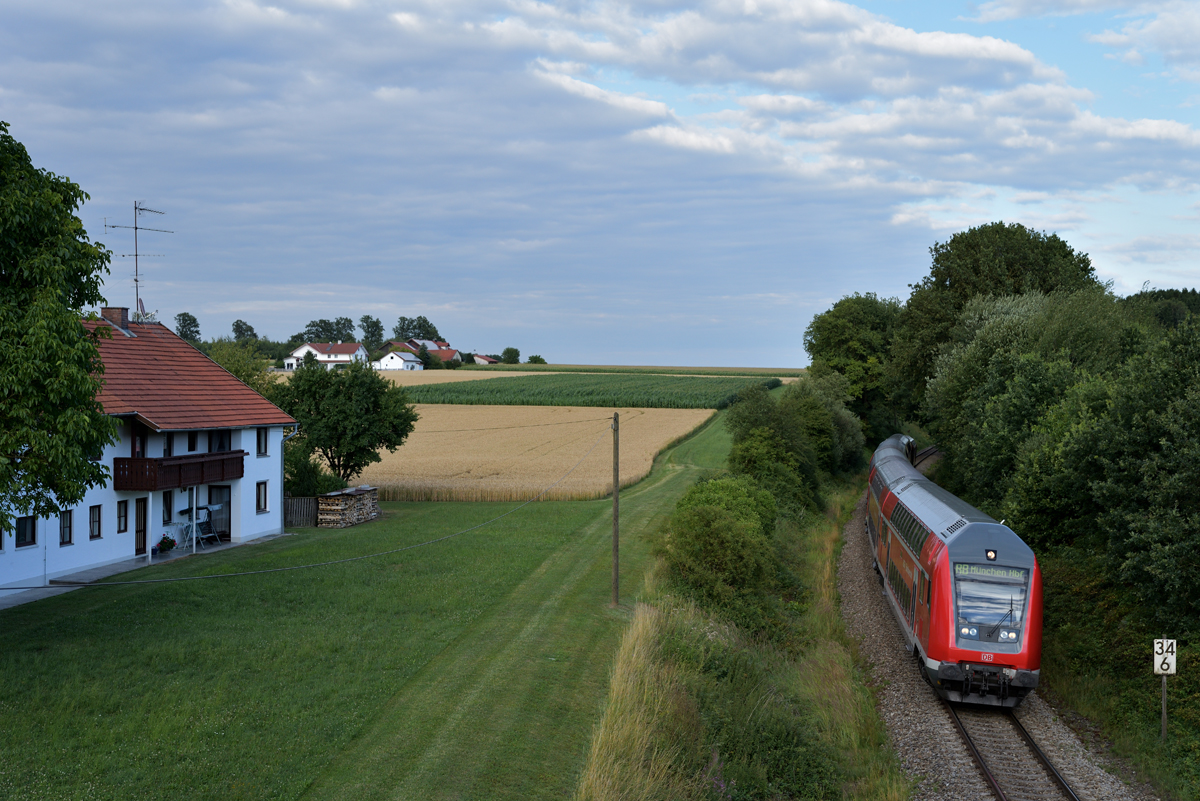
[1,423,614,591]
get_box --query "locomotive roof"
[873,434,996,543]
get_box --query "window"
[117,500,128,533]
[187,431,197,452]
[256,428,269,457]
[162,491,173,523]
[164,432,174,457]
[16,516,36,547]
[90,505,102,539]
[209,429,231,453]
[256,481,269,514]
[60,510,73,546]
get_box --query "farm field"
[464,363,806,377]
[360,404,714,502]
[0,411,731,801]
[381,369,554,386]
[403,372,778,408]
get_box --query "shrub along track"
[837,490,1159,801]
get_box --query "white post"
[147,491,154,564]
[192,487,197,555]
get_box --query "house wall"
[0,423,286,595]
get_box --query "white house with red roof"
[283,342,370,371]
[1,307,296,595]
[373,350,423,371]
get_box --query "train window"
[954,563,1029,643]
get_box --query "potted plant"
[156,534,177,554]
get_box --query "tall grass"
[576,478,909,800]
[405,374,780,409]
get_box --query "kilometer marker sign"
[1155,638,1176,741]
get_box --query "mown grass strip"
[405,373,778,408]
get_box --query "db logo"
[981,654,994,662]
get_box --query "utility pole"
[611,412,619,608]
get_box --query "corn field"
[402,374,780,409]
[360,405,715,502]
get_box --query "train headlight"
[961,627,970,636]
[999,631,1009,640]
[986,549,997,561]
[968,627,978,638]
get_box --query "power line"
[1,427,612,592]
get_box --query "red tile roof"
[85,321,295,431]
[473,355,498,364]
[302,342,364,355]
[430,349,460,362]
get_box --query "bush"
[728,428,817,518]
[676,475,776,538]
[283,441,347,497]
[501,347,520,364]
[527,354,547,364]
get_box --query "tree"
[0,120,118,534]
[272,360,419,482]
[501,347,520,364]
[174,311,201,342]
[231,319,257,342]
[207,338,274,396]
[359,315,384,352]
[526,354,547,364]
[302,317,356,343]
[392,315,441,342]
[889,221,1099,416]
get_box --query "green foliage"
[206,338,274,396]
[174,311,200,342]
[0,120,118,532]
[405,374,779,409]
[500,347,520,365]
[301,317,356,344]
[724,384,819,488]
[358,315,384,353]
[527,354,547,364]
[391,315,441,342]
[272,360,419,482]
[676,475,776,538]
[728,428,816,518]
[283,438,347,497]
[231,319,257,342]
[889,221,1100,416]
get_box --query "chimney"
[337,340,342,345]
[101,307,129,329]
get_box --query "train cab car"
[867,434,1043,707]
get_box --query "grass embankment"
[1039,548,1200,798]
[576,478,909,800]
[463,364,806,378]
[0,412,732,800]
[405,374,781,408]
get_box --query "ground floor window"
[117,500,128,533]
[16,516,36,547]
[60,510,73,545]
[90,505,102,539]
[256,481,269,513]
[162,491,173,523]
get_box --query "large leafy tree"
[392,315,441,342]
[207,338,274,396]
[174,311,201,342]
[272,359,418,482]
[0,121,118,533]
[231,319,257,342]
[358,315,384,352]
[300,317,355,343]
[889,221,1098,416]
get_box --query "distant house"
[373,350,423,371]
[1,307,294,595]
[473,354,499,365]
[283,342,369,371]
[381,340,418,354]
[429,348,461,364]
[405,338,451,352]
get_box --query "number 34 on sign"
[1154,639,1177,675]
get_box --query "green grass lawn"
[0,414,730,800]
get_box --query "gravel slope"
[837,492,1160,801]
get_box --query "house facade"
[283,342,370,371]
[1,308,296,595]
[372,350,423,371]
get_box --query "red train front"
[867,434,1043,707]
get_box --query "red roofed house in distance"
[0,307,295,595]
[282,341,369,371]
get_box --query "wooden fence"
[284,497,317,528]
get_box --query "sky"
[4,0,1200,366]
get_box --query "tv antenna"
[105,201,172,316]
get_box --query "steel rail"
[1006,710,1083,801]
[944,700,1010,801]
[912,444,940,467]
[943,699,1082,801]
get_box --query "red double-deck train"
[867,434,1043,707]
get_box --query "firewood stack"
[317,486,380,528]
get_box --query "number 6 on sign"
[1154,639,1177,675]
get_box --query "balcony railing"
[113,451,247,492]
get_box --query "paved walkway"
[0,533,295,612]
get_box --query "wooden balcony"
[113,451,247,492]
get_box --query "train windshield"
[953,563,1029,628]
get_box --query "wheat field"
[360,405,715,502]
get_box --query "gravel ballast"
[837,492,1160,801]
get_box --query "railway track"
[944,701,1083,801]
